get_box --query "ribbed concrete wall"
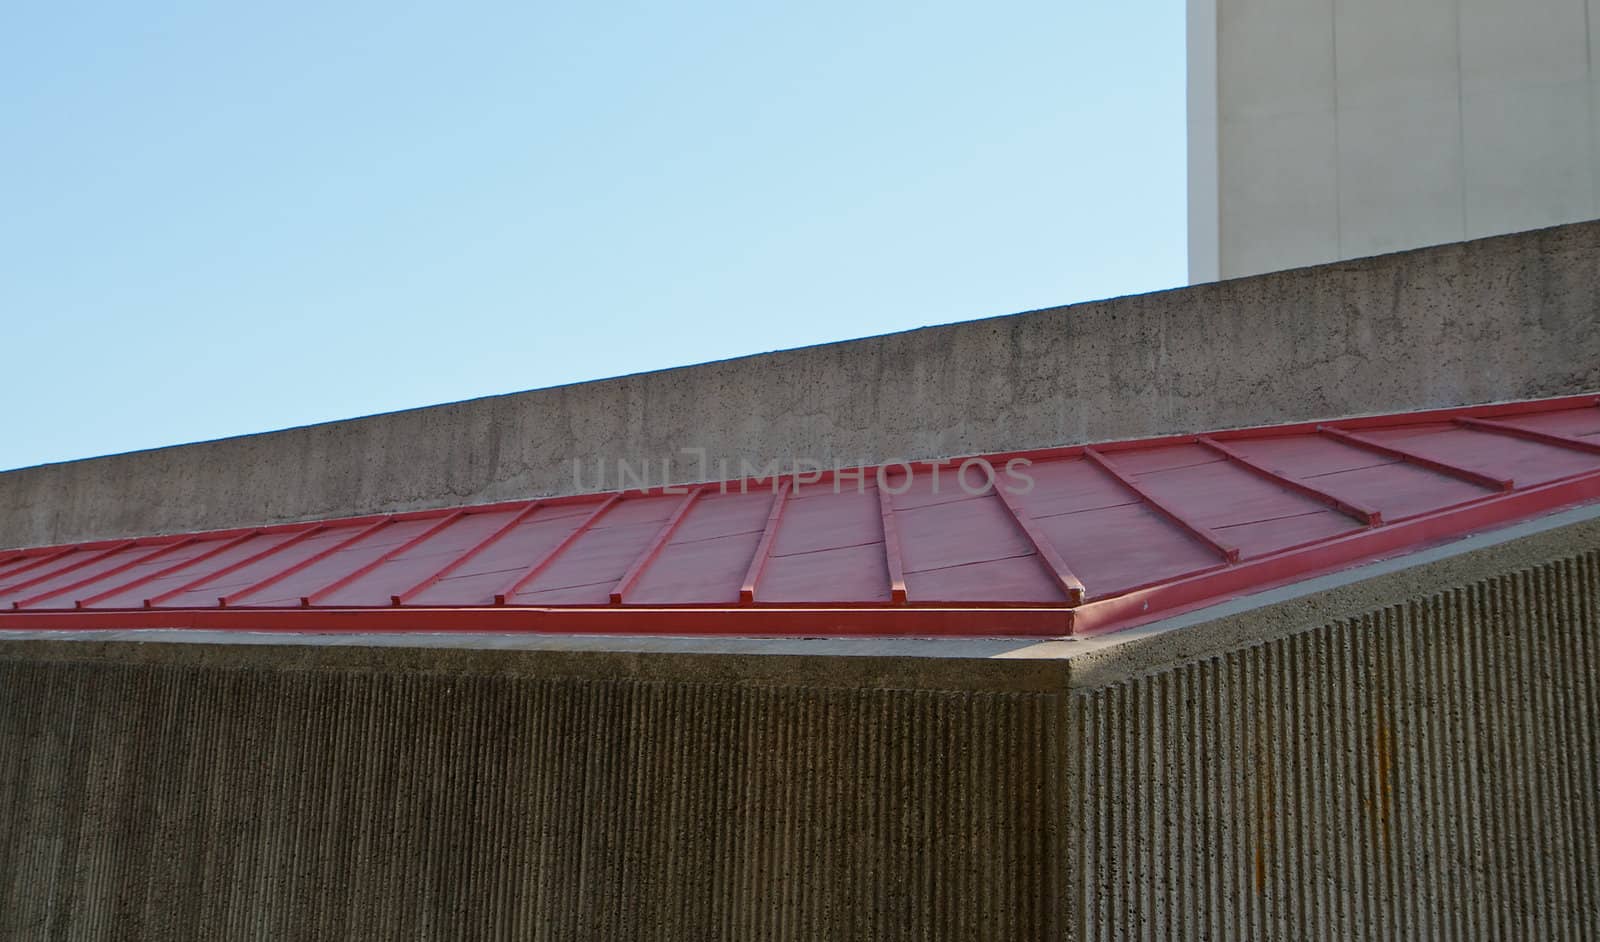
[0,653,1071,940]
[0,545,1596,938]
[1071,552,1600,940]
[4,220,1598,549]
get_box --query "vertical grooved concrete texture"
[3,220,1599,550]
[1070,553,1600,939]
[0,652,1074,941]
[2,534,1598,937]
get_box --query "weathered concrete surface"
[1069,553,1600,938]
[4,220,1599,549]
[1,519,1598,938]
[0,647,1074,940]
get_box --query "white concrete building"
[1189,0,1600,281]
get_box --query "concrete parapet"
[3,220,1599,549]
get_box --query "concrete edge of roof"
[10,221,1585,479]
[0,499,1596,695]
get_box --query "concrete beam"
[3,220,1598,549]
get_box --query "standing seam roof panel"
[3,394,1599,637]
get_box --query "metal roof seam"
[77,530,263,609]
[300,510,469,606]
[491,494,623,606]
[6,393,1600,637]
[739,479,792,605]
[390,502,544,606]
[1317,426,1512,491]
[1082,447,1242,563]
[0,548,81,583]
[1196,436,1382,525]
[145,527,326,608]
[1,541,138,599]
[991,483,1087,604]
[609,485,707,605]
[1454,416,1600,455]
[219,516,396,608]
[12,539,194,610]
[878,484,909,605]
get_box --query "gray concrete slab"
[3,221,1597,549]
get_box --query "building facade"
[1,224,1597,938]
[1189,0,1600,281]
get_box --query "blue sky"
[1,1,1186,471]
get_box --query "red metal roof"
[3,394,1599,638]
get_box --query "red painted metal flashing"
[3,394,1599,638]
